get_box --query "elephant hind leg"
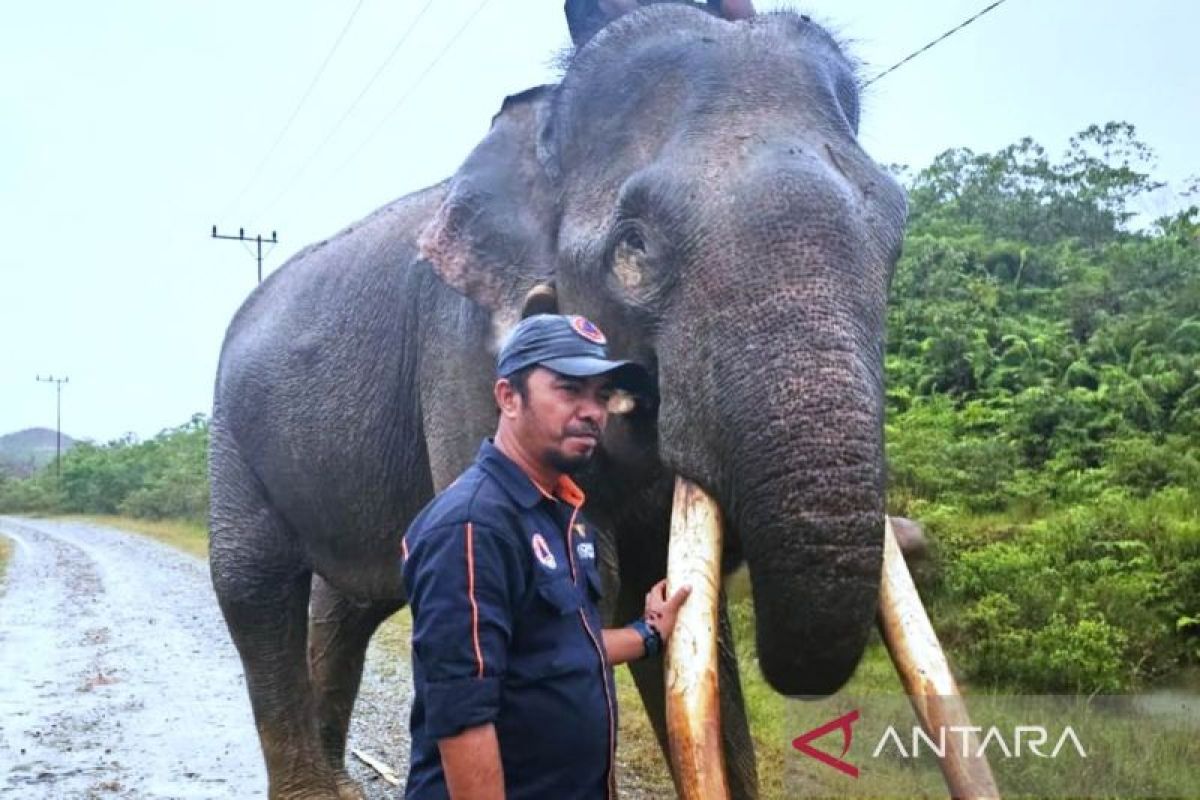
[210,440,339,799]
[308,575,405,800]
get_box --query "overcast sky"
[2,0,1196,442]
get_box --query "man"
[401,313,691,800]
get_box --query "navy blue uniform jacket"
[401,440,617,799]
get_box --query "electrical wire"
[863,0,1011,87]
[250,0,437,225]
[220,0,368,221]
[324,0,494,188]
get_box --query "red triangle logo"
[791,709,860,778]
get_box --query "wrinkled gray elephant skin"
[209,6,905,799]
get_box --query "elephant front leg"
[209,441,343,800]
[621,584,759,799]
[308,576,405,800]
[211,557,339,799]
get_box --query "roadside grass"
[613,666,678,796]
[0,532,12,586]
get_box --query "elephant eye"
[613,236,647,291]
[610,222,653,293]
[622,228,646,253]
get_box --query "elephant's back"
[217,181,449,361]
[211,183,450,592]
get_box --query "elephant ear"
[418,86,558,326]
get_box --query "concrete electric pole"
[212,226,279,284]
[35,374,69,479]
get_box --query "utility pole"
[212,226,279,284]
[35,375,69,480]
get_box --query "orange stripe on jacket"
[465,522,485,679]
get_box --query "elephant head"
[419,4,906,695]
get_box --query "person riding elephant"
[208,2,906,797]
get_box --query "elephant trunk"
[722,343,885,695]
[656,155,891,694]
[658,310,886,695]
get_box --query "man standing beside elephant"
[401,313,691,799]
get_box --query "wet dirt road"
[0,518,410,799]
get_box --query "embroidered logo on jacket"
[531,533,557,570]
[577,542,595,560]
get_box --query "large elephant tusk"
[878,516,1001,799]
[663,486,996,799]
[665,478,731,800]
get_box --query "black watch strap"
[629,618,663,658]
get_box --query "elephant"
[208,2,906,798]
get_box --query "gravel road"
[0,518,410,800]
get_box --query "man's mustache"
[565,423,602,439]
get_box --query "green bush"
[924,489,1199,690]
[119,465,209,519]
[0,473,63,514]
[1101,436,1200,495]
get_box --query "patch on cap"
[570,315,607,345]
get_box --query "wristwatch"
[629,618,663,659]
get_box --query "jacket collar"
[476,439,587,510]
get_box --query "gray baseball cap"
[497,314,638,382]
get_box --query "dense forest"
[2,122,1197,693]
[885,122,1199,692]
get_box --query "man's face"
[509,367,614,474]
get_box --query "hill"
[0,428,78,477]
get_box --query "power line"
[250,0,438,226]
[325,0,493,188]
[864,0,1011,87]
[220,0,368,222]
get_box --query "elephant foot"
[265,765,361,800]
[335,771,368,800]
[265,755,344,800]
[269,781,341,800]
